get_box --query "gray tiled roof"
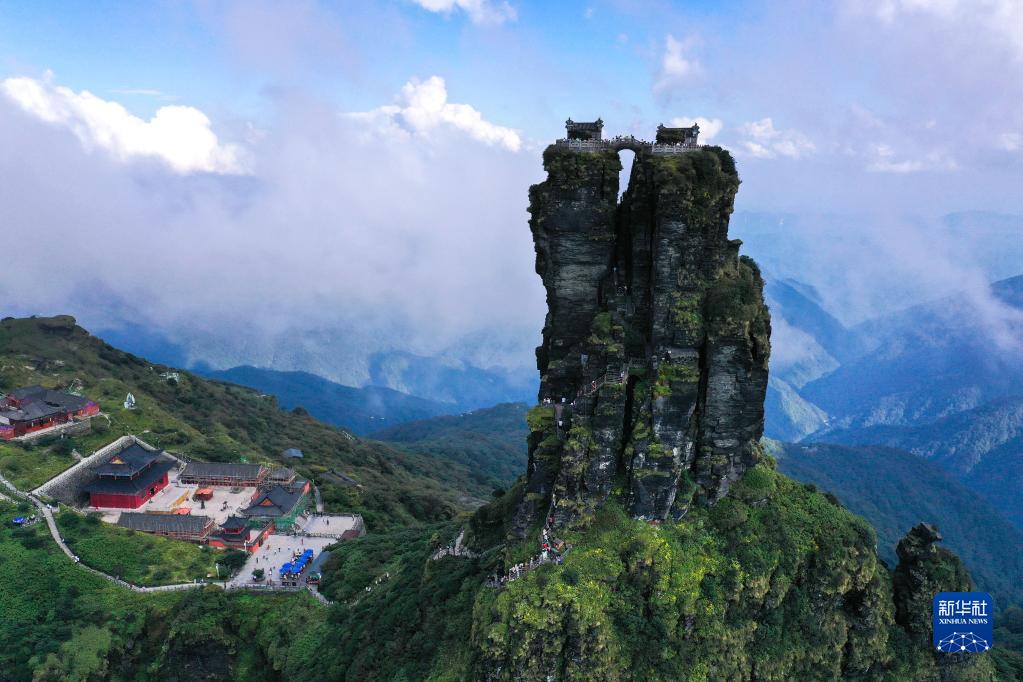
[242,485,304,518]
[0,386,91,423]
[85,460,174,496]
[180,461,266,480]
[117,512,213,535]
[95,444,164,478]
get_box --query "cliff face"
[289,130,999,682]
[465,138,993,681]
[515,144,769,534]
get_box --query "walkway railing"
[576,361,636,400]
[486,492,571,589]
[554,137,705,155]
[650,142,703,155]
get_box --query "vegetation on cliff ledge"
[310,461,998,680]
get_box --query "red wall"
[76,403,100,418]
[90,471,169,509]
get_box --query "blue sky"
[0,1,698,132]
[6,0,1022,212]
[2,0,1023,380]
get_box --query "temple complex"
[0,385,99,440]
[555,118,703,154]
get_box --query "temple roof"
[86,460,174,496]
[219,515,249,532]
[95,444,164,478]
[242,485,304,518]
[0,386,92,423]
[180,461,267,480]
[117,512,213,535]
[566,117,603,129]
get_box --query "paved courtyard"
[298,514,360,538]
[92,470,257,524]
[228,533,335,586]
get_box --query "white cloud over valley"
[0,72,543,382]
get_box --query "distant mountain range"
[807,397,1023,528]
[96,325,537,435]
[764,272,1023,531]
[802,275,1023,429]
[95,321,537,407]
[369,402,529,491]
[196,365,456,435]
[773,441,1023,609]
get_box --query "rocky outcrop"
[892,523,995,680]
[515,139,769,533]
[893,523,973,641]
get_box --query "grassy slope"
[0,498,172,680]
[55,510,246,586]
[0,440,77,490]
[0,498,331,681]
[369,402,530,491]
[0,316,500,530]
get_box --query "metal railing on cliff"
[554,137,703,155]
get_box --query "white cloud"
[1,75,246,174]
[654,34,701,92]
[864,0,1023,60]
[737,118,815,159]
[0,75,545,382]
[872,0,959,23]
[866,143,957,173]
[351,76,521,151]
[668,116,723,142]
[1000,132,1022,151]
[110,88,175,99]
[411,0,516,25]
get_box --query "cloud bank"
[0,73,543,382]
[6,0,1023,387]
[1,75,247,174]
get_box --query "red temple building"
[208,515,274,552]
[84,444,174,509]
[0,385,100,440]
